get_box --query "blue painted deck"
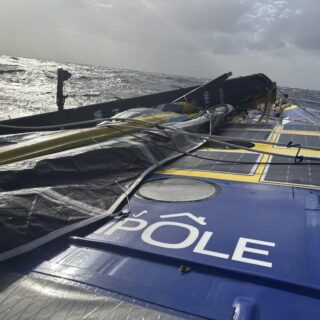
[33,176,320,319]
[3,103,320,319]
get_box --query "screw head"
[179,265,191,274]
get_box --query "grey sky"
[1,0,319,89]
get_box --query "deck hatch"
[137,178,218,202]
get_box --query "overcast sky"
[1,0,319,89]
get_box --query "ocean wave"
[0,64,25,74]
[0,54,319,120]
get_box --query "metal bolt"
[179,265,191,274]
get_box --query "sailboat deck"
[159,121,320,189]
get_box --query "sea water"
[0,54,319,120]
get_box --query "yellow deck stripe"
[253,128,279,182]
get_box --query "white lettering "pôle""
[103,218,275,268]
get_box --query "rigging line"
[0,102,260,132]
[1,113,320,159]
[258,85,276,123]
[106,125,320,166]
[0,101,236,131]
[97,121,320,153]
[108,121,320,161]
[0,102,223,131]
[114,180,131,216]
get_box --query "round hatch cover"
[137,178,218,202]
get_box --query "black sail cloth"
[0,115,209,258]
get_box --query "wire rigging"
[106,124,320,166]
